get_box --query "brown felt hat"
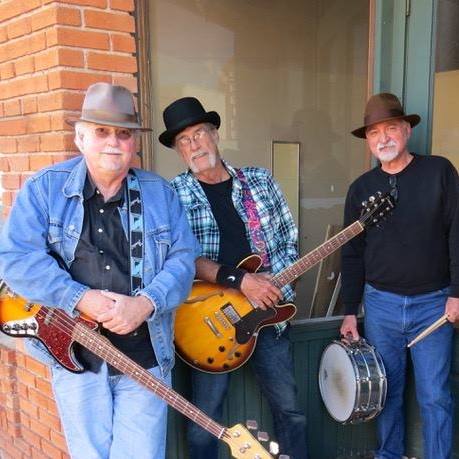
[65,82,151,131]
[352,93,420,138]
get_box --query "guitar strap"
[126,172,145,294]
[236,169,271,269]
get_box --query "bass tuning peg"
[246,419,258,430]
[257,431,269,442]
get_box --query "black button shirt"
[69,175,156,374]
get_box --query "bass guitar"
[0,281,282,459]
[174,192,395,373]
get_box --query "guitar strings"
[24,306,230,440]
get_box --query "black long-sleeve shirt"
[341,154,459,315]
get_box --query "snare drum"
[318,338,386,424]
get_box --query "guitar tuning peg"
[269,441,279,455]
[369,195,375,202]
[257,431,269,442]
[361,200,368,207]
[377,191,382,196]
[246,419,258,430]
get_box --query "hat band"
[82,109,138,124]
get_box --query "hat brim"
[351,114,420,138]
[65,115,152,132]
[158,111,221,147]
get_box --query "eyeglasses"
[175,127,210,148]
[389,175,398,202]
[94,126,134,141]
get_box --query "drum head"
[319,342,357,422]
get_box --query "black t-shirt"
[69,176,156,373]
[199,178,252,266]
[341,154,459,315]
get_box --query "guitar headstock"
[358,191,395,228]
[224,422,289,459]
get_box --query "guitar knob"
[269,441,279,455]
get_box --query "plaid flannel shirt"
[171,160,299,333]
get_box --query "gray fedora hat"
[159,97,220,147]
[352,93,420,138]
[66,82,151,131]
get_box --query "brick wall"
[0,1,139,457]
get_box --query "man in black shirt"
[340,93,459,459]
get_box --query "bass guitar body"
[174,255,297,373]
[0,290,97,373]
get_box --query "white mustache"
[191,151,208,161]
[377,141,397,151]
[102,147,124,154]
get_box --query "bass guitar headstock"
[224,421,289,459]
[359,191,395,228]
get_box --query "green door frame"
[373,0,437,155]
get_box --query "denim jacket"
[0,156,199,377]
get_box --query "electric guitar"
[0,282,282,459]
[174,192,395,373]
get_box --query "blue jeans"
[51,362,170,459]
[363,284,454,459]
[187,325,308,459]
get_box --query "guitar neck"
[272,220,363,288]
[71,322,227,440]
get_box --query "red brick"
[35,376,52,395]
[6,17,32,40]
[40,133,74,152]
[0,0,41,23]
[3,32,47,62]
[17,135,40,153]
[0,75,48,99]
[0,62,15,79]
[112,74,137,93]
[38,408,61,431]
[2,173,21,190]
[24,356,48,378]
[0,26,7,43]
[29,416,51,440]
[21,426,41,449]
[20,173,33,188]
[16,367,36,387]
[2,191,15,207]
[50,112,70,131]
[31,5,81,32]
[50,430,68,452]
[17,382,28,398]
[43,0,107,6]
[0,118,27,136]
[27,114,51,133]
[22,96,38,114]
[85,10,135,33]
[0,157,9,172]
[31,448,50,459]
[46,27,110,50]
[110,0,135,12]
[8,156,29,172]
[111,33,135,53]
[30,154,54,171]
[42,438,65,459]
[0,137,17,153]
[3,99,21,116]
[14,55,35,75]
[48,70,111,90]
[35,48,84,71]
[37,91,84,112]
[87,52,137,72]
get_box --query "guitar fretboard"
[70,321,226,439]
[272,220,363,288]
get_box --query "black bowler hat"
[159,97,221,147]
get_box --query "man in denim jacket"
[0,83,198,459]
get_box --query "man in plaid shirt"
[160,96,308,459]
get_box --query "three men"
[160,96,308,459]
[340,93,459,459]
[0,83,198,459]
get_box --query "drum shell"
[318,339,387,424]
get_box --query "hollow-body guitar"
[174,192,395,373]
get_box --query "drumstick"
[407,314,449,348]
